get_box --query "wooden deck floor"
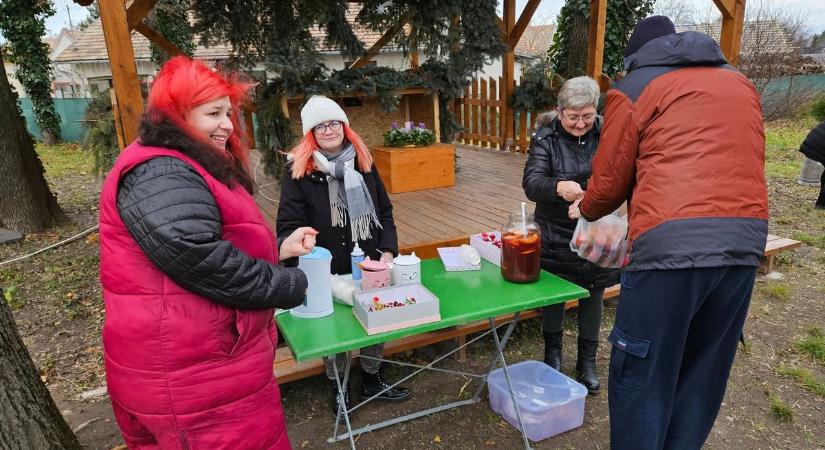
[251,145,532,247]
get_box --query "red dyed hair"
[288,124,373,179]
[145,56,255,166]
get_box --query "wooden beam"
[585,0,607,81]
[495,17,506,35]
[712,0,736,19]
[350,13,412,69]
[719,0,746,66]
[501,0,516,150]
[109,89,126,150]
[509,0,542,49]
[134,22,185,57]
[126,0,159,29]
[409,24,419,68]
[99,0,145,146]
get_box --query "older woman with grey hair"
[522,76,619,394]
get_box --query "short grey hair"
[557,76,600,111]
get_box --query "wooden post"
[109,88,126,150]
[350,13,412,69]
[718,0,746,67]
[409,24,419,69]
[99,0,145,147]
[501,0,516,151]
[432,92,440,142]
[586,0,608,82]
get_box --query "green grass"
[777,365,825,397]
[792,231,825,251]
[35,142,95,178]
[761,281,791,302]
[768,392,794,423]
[764,117,817,179]
[795,327,825,364]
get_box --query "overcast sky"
[46,0,825,37]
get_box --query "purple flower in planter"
[391,121,398,129]
[419,122,426,129]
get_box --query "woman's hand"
[279,227,318,261]
[569,197,583,220]
[380,251,394,265]
[556,180,584,202]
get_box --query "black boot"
[329,380,353,420]
[575,338,600,395]
[543,331,563,371]
[360,366,411,401]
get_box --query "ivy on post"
[0,0,63,145]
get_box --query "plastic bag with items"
[569,211,629,268]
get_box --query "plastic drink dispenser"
[290,246,334,319]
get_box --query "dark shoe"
[575,338,600,395]
[330,380,353,420]
[543,331,563,371]
[360,367,411,401]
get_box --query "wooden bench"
[275,233,800,384]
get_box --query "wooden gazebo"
[77,0,747,149]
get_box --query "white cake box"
[352,283,441,335]
[488,360,587,441]
[470,231,502,267]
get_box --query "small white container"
[487,360,587,441]
[391,252,421,285]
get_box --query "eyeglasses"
[313,121,343,134]
[558,110,596,125]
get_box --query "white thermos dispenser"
[290,246,334,319]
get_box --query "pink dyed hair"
[289,124,373,179]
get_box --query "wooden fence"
[454,77,534,153]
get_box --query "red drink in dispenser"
[500,212,541,283]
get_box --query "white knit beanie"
[300,95,349,135]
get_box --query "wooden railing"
[454,77,534,153]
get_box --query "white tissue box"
[436,247,481,271]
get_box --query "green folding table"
[276,258,587,449]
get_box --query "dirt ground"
[2,131,823,449]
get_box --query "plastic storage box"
[487,360,587,441]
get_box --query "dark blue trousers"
[607,266,756,450]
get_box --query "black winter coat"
[115,119,308,311]
[276,162,399,275]
[800,120,825,164]
[522,115,619,290]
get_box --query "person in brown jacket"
[569,16,769,450]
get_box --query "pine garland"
[192,0,504,177]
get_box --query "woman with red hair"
[98,56,315,449]
[277,96,411,421]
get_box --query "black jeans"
[608,266,755,450]
[817,170,825,208]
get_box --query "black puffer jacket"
[115,122,307,311]
[276,161,398,275]
[522,114,619,290]
[800,120,825,163]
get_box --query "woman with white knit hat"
[277,95,411,420]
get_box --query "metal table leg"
[329,353,356,449]
[325,313,533,449]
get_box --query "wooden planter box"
[373,143,455,193]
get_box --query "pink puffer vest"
[99,142,290,449]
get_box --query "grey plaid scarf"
[313,145,381,241]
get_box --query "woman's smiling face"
[186,96,233,151]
